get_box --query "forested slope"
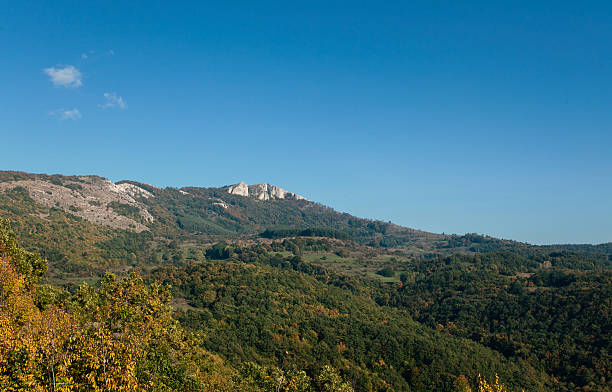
[0,171,610,391]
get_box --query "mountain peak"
[225,182,307,201]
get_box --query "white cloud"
[99,92,127,110]
[49,108,82,120]
[81,53,88,59]
[62,108,82,120]
[43,65,82,88]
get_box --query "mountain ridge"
[0,170,435,240]
[0,170,610,391]
[1,170,609,249]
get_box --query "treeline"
[260,227,351,240]
[138,185,433,248]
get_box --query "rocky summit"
[224,181,308,201]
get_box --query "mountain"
[1,170,610,391]
[0,170,443,267]
[0,170,525,248]
[1,170,609,278]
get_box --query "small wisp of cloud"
[43,65,82,88]
[49,108,82,120]
[99,92,127,110]
[78,49,113,62]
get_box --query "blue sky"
[1,1,611,244]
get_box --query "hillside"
[0,171,434,239]
[0,170,446,280]
[0,171,540,250]
[0,217,553,392]
[0,170,610,391]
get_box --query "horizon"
[2,1,611,245]
[3,168,609,247]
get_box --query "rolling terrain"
[0,170,610,391]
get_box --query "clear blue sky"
[1,1,611,244]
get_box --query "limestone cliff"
[225,182,307,201]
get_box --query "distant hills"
[0,170,608,258]
[0,170,441,245]
[0,169,610,283]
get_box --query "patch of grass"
[367,271,400,283]
[65,183,83,192]
[108,201,141,220]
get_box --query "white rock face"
[116,183,154,199]
[225,182,307,201]
[227,181,249,197]
[208,197,229,209]
[269,185,291,199]
[251,184,270,200]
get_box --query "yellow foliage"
[0,246,237,391]
[477,374,522,392]
[0,255,75,391]
[454,374,524,392]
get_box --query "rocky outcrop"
[227,182,249,197]
[210,197,229,209]
[116,182,154,199]
[0,177,154,232]
[225,182,307,201]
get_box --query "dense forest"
[0,219,360,391]
[2,219,525,391]
[379,253,611,391]
[146,240,610,391]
